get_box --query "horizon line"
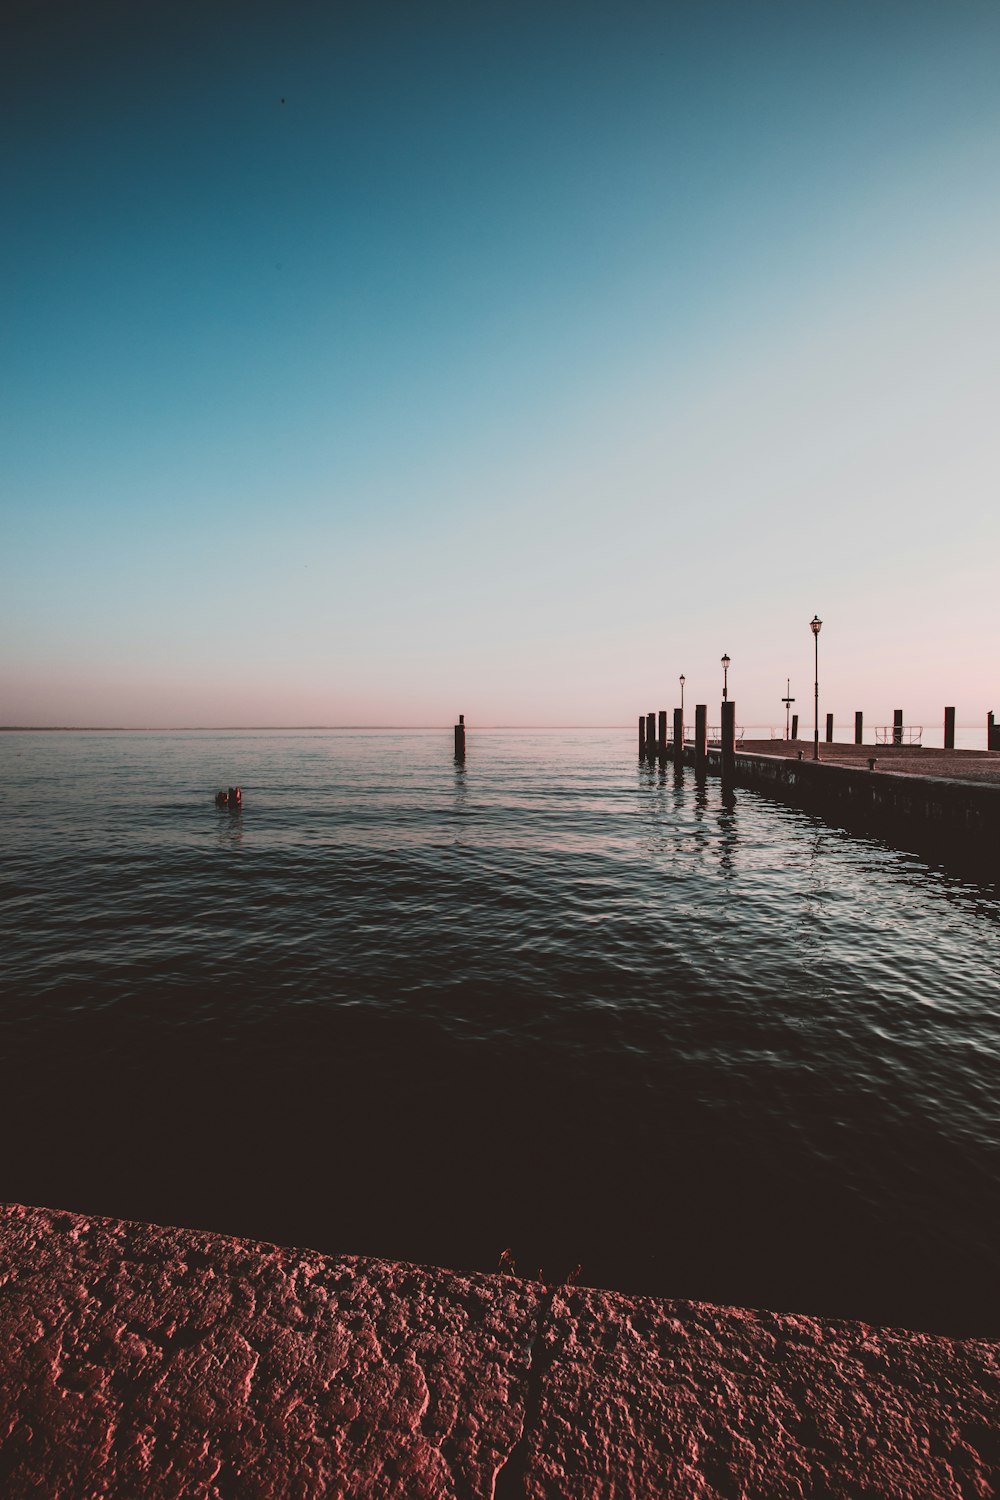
[0,721,987,734]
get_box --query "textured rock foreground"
[0,1205,996,1498]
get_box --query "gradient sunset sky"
[4,1,999,728]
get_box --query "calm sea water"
[2,729,998,1336]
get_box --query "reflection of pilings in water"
[670,763,686,821]
[717,783,738,877]
[675,741,1000,872]
[454,713,466,761]
[452,759,468,818]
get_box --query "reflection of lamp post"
[810,616,822,760]
[721,654,730,702]
[782,678,795,741]
[679,674,685,740]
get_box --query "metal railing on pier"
[875,726,923,746]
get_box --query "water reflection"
[214,804,244,848]
[716,785,738,879]
[452,761,469,824]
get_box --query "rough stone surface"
[0,1204,997,1498]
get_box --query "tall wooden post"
[893,709,903,746]
[791,713,798,740]
[825,712,834,743]
[658,710,668,766]
[694,705,707,769]
[646,712,656,762]
[454,714,466,760]
[943,707,955,751]
[673,707,683,767]
[638,715,646,759]
[855,711,863,745]
[721,700,736,779]
[989,711,998,751]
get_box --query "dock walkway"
[740,739,1000,786]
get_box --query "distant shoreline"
[4,724,638,732]
[0,722,986,734]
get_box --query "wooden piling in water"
[638,715,646,759]
[658,710,668,766]
[694,705,707,769]
[454,715,466,760]
[673,708,683,768]
[825,713,834,743]
[893,709,903,746]
[855,711,863,745]
[721,701,736,778]
[944,707,956,751]
[646,712,656,762]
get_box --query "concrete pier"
[676,740,1000,870]
[0,1204,996,1498]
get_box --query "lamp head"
[810,615,822,636]
[721,654,730,669]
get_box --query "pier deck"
[739,739,1000,786]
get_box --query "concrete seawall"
[679,744,1000,870]
[1,1203,997,1497]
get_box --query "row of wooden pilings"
[639,703,738,775]
[643,707,997,754]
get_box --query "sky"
[3,0,999,728]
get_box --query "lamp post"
[810,616,822,760]
[679,674,685,740]
[721,654,730,703]
[782,678,795,741]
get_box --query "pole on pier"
[454,714,466,760]
[944,707,956,751]
[673,707,683,767]
[825,712,834,743]
[721,700,736,779]
[658,710,668,766]
[893,709,903,746]
[855,711,863,745]
[646,712,656,762]
[694,705,708,769]
[791,713,799,740]
[638,715,646,759]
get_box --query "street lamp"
[810,616,822,760]
[721,654,730,702]
[679,674,685,739]
[782,678,795,741]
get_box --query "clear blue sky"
[3,1,999,727]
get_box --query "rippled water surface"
[2,729,998,1334]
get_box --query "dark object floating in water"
[215,787,242,808]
